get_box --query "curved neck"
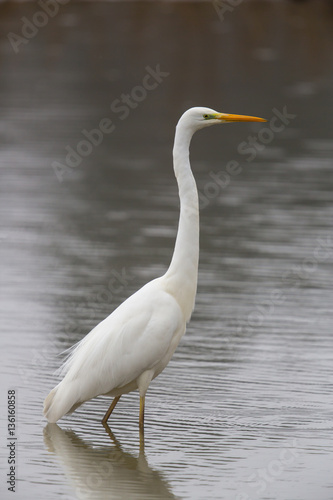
[164,123,199,321]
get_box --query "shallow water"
[0,2,333,499]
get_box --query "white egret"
[44,107,266,430]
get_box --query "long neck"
[164,123,199,321]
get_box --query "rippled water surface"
[1,2,333,499]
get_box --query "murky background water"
[1,1,333,499]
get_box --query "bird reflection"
[43,423,178,500]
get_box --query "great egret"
[44,107,266,430]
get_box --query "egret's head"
[178,107,266,133]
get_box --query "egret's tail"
[43,380,82,423]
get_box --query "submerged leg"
[102,395,121,425]
[139,395,145,431]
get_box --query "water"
[1,2,333,499]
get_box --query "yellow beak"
[216,113,267,123]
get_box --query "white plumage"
[45,281,184,423]
[44,107,266,428]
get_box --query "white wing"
[44,278,185,422]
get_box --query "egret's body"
[44,107,265,428]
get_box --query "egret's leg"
[139,395,145,431]
[139,426,145,452]
[102,395,121,424]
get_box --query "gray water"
[1,2,333,499]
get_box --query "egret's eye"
[203,114,214,120]
[203,114,209,119]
